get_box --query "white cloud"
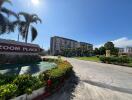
[94,37,132,48]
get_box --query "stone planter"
[11,87,45,100]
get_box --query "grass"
[128,57,132,67]
[75,56,132,67]
[128,63,132,67]
[75,56,100,62]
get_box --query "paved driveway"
[46,58,132,100]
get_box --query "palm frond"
[6,22,14,33]
[0,0,12,7]
[31,14,38,18]
[18,12,30,22]
[17,12,41,42]
[12,20,19,26]
[7,20,19,33]
[0,13,9,34]
[18,21,27,39]
[4,0,12,5]
[31,26,37,42]
[1,7,19,19]
[32,17,42,23]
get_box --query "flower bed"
[0,58,73,100]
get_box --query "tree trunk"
[17,33,19,41]
[25,24,29,43]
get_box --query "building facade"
[79,42,93,51]
[119,47,132,56]
[50,36,93,55]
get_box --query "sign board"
[0,43,42,53]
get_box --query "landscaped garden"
[0,58,73,100]
[75,56,132,67]
[99,56,132,67]
[75,41,132,67]
[0,1,73,99]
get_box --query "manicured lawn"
[75,56,100,62]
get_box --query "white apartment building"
[119,47,132,56]
[50,36,93,55]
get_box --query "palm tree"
[18,12,42,43]
[0,0,19,34]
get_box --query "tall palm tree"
[18,12,42,43]
[0,0,19,34]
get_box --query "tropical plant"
[0,59,73,99]
[98,46,106,55]
[13,74,43,95]
[0,74,17,85]
[0,84,17,100]
[0,0,19,34]
[104,42,119,55]
[18,12,42,43]
[104,42,115,50]
[99,56,130,64]
[40,59,73,91]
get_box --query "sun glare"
[31,0,40,6]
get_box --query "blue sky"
[1,0,132,49]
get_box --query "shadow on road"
[82,80,132,94]
[45,71,79,100]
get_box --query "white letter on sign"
[0,45,2,49]
[3,46,9,50]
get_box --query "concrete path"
[45,58,132,100]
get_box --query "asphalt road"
[45,58,132,100]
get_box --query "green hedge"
[42,58,59,63]
[99,56,130,64]
[0,74,17,86]
[39,60,73,92]
[0,84,17,100]
[13,74,43,95]
[0,59,73,100]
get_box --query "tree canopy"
[104,42,114,50]
[0,0,18,34]
[18,12,42,42]
[0,0,42,43]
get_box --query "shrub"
[0,84,17,100]
[99,56,106,63]
[118,56,130,64]
[99,56,130,65]
[13,74,43,95]
[130,57,132,62]
[0,59,73,99]
[58,55,61,60]
[49,68,65,78]
[109,56,118,64]
[0,74,17,86]
[42,58,58,62]
[40,60,73,91]
[96,55,100,58]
